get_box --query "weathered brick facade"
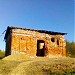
[4,26,67,57]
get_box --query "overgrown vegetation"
[66,41,75,58]
[0,50,5,59]
[0,57,75,75]
[2,54,32,60]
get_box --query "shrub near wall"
[0,50,5,59]
[66,41,75,58]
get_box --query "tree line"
[0,50,5,59]
[66,41,75,58]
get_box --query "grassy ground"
[0,55,75,75]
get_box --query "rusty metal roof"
[4,26,67,39]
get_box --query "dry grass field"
[0,55,75,75]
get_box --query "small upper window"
[51,37,55,42]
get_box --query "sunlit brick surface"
[5,28,66,57]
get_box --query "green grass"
[0,55,75,75]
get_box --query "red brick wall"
[6,29,66,57]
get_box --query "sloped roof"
[4,26,67,39]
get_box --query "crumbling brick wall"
[8,28,66,57]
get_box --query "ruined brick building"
[4,26,67,57]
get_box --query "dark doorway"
[36,40,45,56]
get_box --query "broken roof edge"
[4,26,67,40]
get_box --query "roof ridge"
[7,26,67,35]
[4,26,67,40]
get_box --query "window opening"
[51,37,55,42]
[57,39,59,45]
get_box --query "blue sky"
[0,0,74,50]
